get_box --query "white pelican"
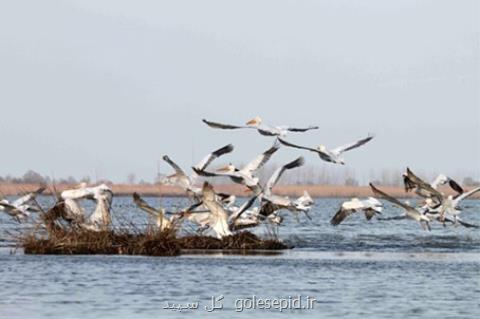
[438,187,480,225]
[430,174,464,195]
[202,117,318,137]
[330,197,383,226]
[132,192,172,231]
[370,183,431,230]
[259,156,313,220]
[194,142,280,194]
[293,191,314,211]
[60,184,113,230]
[402,168,479,224]
[402,168,447,203]
[0,187,45,222]
[161,144,234,197]
[197,182,232,238]
[278,135,374,165]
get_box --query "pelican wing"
[265,157,305,193]
[332,135,374,155]
[405,168,443,201]
[162,155,186,176]
[364,208,379,221]
[229,196,257,223]
[287,125,319,132]
[191,167,224,177]
[330,207,355,226]
[369,183,414,211]
[12,186,46,207]
[242,142,280,174]
[454,186,480,203]
[278,138,319,153]
[202,119,249,130]
[194,144,234,172]
[457,218,480,228]
[201,182,217,202]
[448,179,464,195]
[132,192,160,216]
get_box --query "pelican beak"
[216,165,230,172]
[243,187,251,193]
[246,118,257,125]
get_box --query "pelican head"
[246,116,262,126]
[435,174,449,185]
[317,145,326,151]
[217,163,236,173]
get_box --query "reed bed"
[22,230,287,256]
[20,203,287,256]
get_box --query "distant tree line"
[1,168,478,187]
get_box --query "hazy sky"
[0,0,478,183]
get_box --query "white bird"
[278,135,374,165]
[402,168,479,225]
[330,197,383,226]
[60,184,113,230]
[439,187,480,224]
[161,144,234,197]
[194,142,280,193]
[132,192,173,231]
[202,116,318,137]
[0,187,45,222]
[197,182,233,238]
[259,156,313,220]
[293,191,314,212]
[429,174,464,195]
[370,183,431,230]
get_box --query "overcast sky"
[0,0,478,183]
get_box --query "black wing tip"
[215,143,234,155]
[285,156,305,169]
[132,192,141,200]
[162,155,169,161]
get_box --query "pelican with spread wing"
[0,186,45,222]
[161,144,234,197]
[278,135,374,165]
[202,116,318,137]
[330,197,383,226]
[194,142,280,193]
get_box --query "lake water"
[0,196,479,318]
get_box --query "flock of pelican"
[1,116,478,239]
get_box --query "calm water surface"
[0,196,479,319]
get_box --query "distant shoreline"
[1,183,478,199]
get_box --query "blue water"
[0,196,479,318]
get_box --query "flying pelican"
[60,184,113,230]
[278,135,374,165]
[429,174,464,195]
[402,168,479,224]
[402,168,448,203]
[197,182,233,238]
[438,187,480,225]
[132,192,173,231]
[202,117,318,137]
[370,183,431,230]
[161,144,234,197]
[0,186,46,222]
[330,197,383,226]
[194,142,280,194]
[293,191,314,211]
[259,156,313,220]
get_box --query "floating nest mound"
[22,229,181,256]
[19,201,288,256]
[22,231,287,256]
